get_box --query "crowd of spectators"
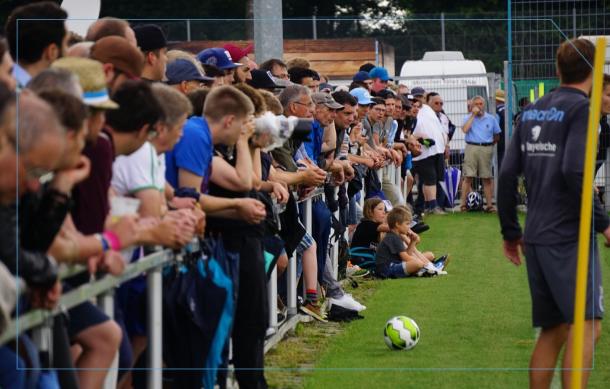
[0,2,508,388]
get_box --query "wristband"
[102,231,122,251]
[94,233,110,252]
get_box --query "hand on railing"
[87,251,126,276]
[29,280,62,310]
[106,215,139,249]
[271,182,289,204]
[236,198,267,224]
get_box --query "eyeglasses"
[294,101,315,109]
[433,101,444,106]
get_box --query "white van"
[399,51,490,151]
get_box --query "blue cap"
[368,66,393,81]
[197,48,242,70]
[166,59,214,84]
[350,87,374,105]
[352,71,371,82]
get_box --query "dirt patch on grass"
[265,278,380,388]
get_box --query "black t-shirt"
[206,145,264,238]
[351,220,380,248]
[375,232,405,272]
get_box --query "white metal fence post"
[267,266,278,333]
[100,290,118,389]
[147,267,163,389]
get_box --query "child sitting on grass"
[375,206,448,278]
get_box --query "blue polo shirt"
[301,119,323,162]
[165,116,213,193]
[462,112,501,144]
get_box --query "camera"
[253,112,313,151]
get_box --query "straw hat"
[495,89,505,102]
[52,57,119,110]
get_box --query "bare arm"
[462,110,478,133]
[178,168,203,191]
[211,156,253,192]
[321,122,337,153]
[133,188,165,218]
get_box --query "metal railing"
[0,168,403,388]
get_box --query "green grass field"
[266,213,610,388]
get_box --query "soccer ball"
[384,316,420,350]
[466,191,483,211]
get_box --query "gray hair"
[151,83,193,127]
[471,95,486,105]
[17,91,64,153]
[26,68,82,98]
[278,84,310,111]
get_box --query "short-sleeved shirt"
[375,231,405,272]
[71,130,115,234]
[164,116,213,193]
[462,112,501,144]
[351,220,381,248]
[413,104,446,161]
[112,142,165,196]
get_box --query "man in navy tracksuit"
[498,38,609,388]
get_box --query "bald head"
[86,17,137,47]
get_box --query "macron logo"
[531,125,541,142]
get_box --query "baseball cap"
[368,67,393,81]
[350,87,374,105]
[166,59,214,84]
[133,24,167,52]
[248,69,284,90]
[52,57,119,110]
[223,43,253,63]
[352,71,372,82]
[411,87,426,97]
[197,48,242,70]
[90,36,145,78]
[311,92,343,110]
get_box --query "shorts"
[524,241,604,328]
[66,301,110,340]
[296,231,315,254]
[462,144,494,178]
[412,154,444,186]
[377,261,408,279]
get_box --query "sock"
[428,199,437,209]
[306,289,318,303]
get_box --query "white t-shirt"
[112,142,165,196]
[412,104,446,161]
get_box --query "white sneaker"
[329,293,366,312]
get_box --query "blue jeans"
[311,200,332,285]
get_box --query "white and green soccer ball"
[384,316,420,350]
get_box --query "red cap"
[222,43,253,62]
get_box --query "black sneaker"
[411,221,430,234]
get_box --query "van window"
[467,86,487,102]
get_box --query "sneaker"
[329,293,366,312]
[433,254,450,271]
[300,300,328,322]
[411,221,430,234]
[346,261,370,278]
[432,207,446,215]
